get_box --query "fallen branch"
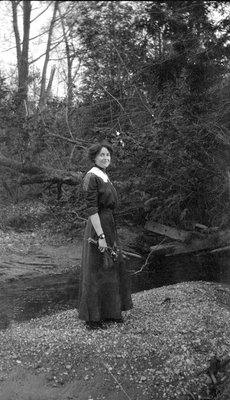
[102,362,132,400]
[150,229,230,257]
[0,153,83,186]
[132,238,168,275]
[88,237,142,260]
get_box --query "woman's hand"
[98,238,107,252]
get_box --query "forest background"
[1,0,230,235]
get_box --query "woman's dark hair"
[88,141,113,163]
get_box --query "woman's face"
[95,146,111,169]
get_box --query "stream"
[0,248,229,329]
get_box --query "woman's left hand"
[98,238,107,252]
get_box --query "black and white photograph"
[0,1,230,399]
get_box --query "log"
[144,220,201,242]
[150,229,230,257]
[0,153,83,186]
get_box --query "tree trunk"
[58,3,74,109]
[11,1,21,73]
[57,3,81,113]
[39,1,58,111]
[12,0,31,108]
[44,65,56,103]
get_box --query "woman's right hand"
[98,238,107,252]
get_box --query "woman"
[78,141,133,330]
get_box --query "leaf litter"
[0,281,229,400]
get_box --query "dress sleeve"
[83,173,99,217]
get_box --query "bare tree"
[57,2,81,110]
[12,0,31,108]
[38,0,59,111]
[11,1,64,113]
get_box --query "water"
[0,249,229,328]
[131,250,223,292]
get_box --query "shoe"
[113,318,124,323]
[85,321,107,330]
[104,318,124,324]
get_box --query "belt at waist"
[99,208,114,213]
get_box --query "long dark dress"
[78,166,133,322]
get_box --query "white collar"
[87,166,109,182]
